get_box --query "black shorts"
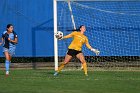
[67,49,82,57]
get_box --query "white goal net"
[54,0,140,71]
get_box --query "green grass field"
[0,69,140,93]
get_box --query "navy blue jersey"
[2,31,18,49]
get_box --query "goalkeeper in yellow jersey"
[54,25,100,76]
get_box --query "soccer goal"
[54,0,140,71]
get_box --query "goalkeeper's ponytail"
[72,25,85,32]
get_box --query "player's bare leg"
[54,54,72,76]
[76,53,88,76]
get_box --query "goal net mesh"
[56,1,140,71]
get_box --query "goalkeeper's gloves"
[91,48,100,56]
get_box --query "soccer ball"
[55,31,63,39]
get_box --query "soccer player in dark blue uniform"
[0,24,18,76]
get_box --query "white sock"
[6,71,9,75]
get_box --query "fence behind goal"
[55,0,140,71]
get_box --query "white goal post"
[53,0,58,71]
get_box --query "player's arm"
[8,32,18,44]
[0,33,5,46]
[0,38,4,46]
[56,31,75,40]
[62,32,75,39]
[85,37,100,55]
[9,38,18,44]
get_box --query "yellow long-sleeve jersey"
[63,31,92,51]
